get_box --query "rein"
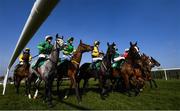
[101,61,107,70]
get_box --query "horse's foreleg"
[124,75,131,97]
[27,73,35,99]
[57,75,63,97]
[73,77,81,103]
[64,78,73,99]
[152,79,158,88]
[46,77,54,108]
[149,79,153,88]
[33,78,41,99]
[27,77,32,99]
[98,75,106,100]
[14,75,20,94]
[25,78,28,96]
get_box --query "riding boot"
[33,57,44,70]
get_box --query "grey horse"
[27,35,64,107]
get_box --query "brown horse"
[13,52,30,94]
[56,40,93,103]
[77,42,116,100]
[110,42,142,96]
[140,54,160,88]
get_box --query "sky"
[0,0,180,76]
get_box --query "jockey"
[14,48,32,71]
[62,37,75,61]
[19,48,32,64]
[112,46,125,68]
[33,35,53,69]
[91,40,103,69]
[123,48,129,59]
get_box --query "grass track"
[0,79,180,110]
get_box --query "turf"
[0,79,179,110]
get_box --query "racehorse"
[77,42,116,100]
[140,54,160,88]
[56,40,93,103]
[27,36,64,107]
[13,53,30,94]
[76,52,104,94]
[110,42,142,96]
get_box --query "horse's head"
[107,42,116,57]
[150,57,161,67]
[129,41,141,59]
[78,40,93,53]
[140,53,152,72]
[55,34,64,50]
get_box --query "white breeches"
[63,54,72,61]
[114,56,125,62]
[38,54,46,58]
[92,57,103,62]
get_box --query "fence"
[151,68,180,80]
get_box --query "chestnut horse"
[110,42,142,96]
[56,40,93,103]
[13,53,30,94]
[77,42,116,100]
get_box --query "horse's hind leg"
[82,79,89,94]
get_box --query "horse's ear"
[151,56,154,60]
[112,42,115,45]
[130,42,133,46]
[135,41,137,46]
[80,40,82,44]
[56,33,59,38]
[61,36,64,39]
[107,42,110,46]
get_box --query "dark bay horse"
[27,36,64,107]
[110,42,142,96]
[77,42,116,100]
[13,53,31,94]
[56,40,93,103]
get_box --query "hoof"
[28,94,32,99]
[64,95,68,99]
[33,96,37,99]
[78,101,82,105]
[140,88,143,92]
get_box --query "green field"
[0,79,180,110]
